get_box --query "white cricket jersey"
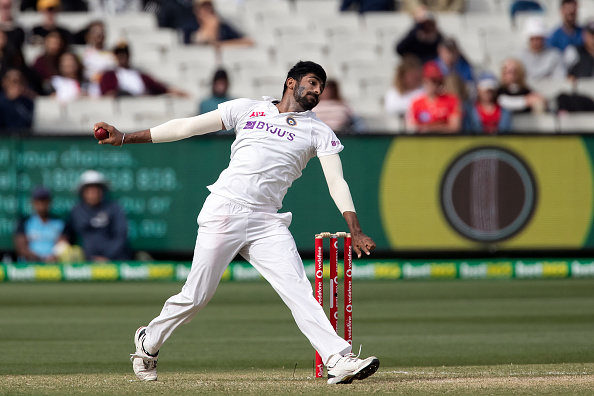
[208,97,344,211]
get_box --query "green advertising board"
[1,135,594,253]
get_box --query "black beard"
[293,86,318,111]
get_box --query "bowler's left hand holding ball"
[93,123,124,146]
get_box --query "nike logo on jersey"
[244,121,295,141]
[249,112,265,117]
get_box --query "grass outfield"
[1,279,593,395]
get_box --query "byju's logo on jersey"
[249,112,265,117]
[331,140,340,147]
[244,121,295,141]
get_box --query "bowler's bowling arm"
[93,109,225,146]
[319,154,376,257]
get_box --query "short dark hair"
[561,0,576,5]
[283,61,327,95]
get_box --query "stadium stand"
[8,0,594,134]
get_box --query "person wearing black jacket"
[61,170,130,262]
[396,9,443,64]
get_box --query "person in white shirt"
[519,17,567,81]
[384,55,424,118]
[94,61,379,385]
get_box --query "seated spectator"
[51,52,88,102]
[100,42,188,97]
[547,0,582,51]
[556,91,594,112]
[403,0,465,12]
[340,0,395,13]
[183,0,253,47]
[520,17,566,80]
[0,69,34,130]
[566,19,594,78]
[437,37,474,84]
[497,58,547,113]
[199,68,233,114]
[61,170,130,262]
[396,7,443,64]
[81,21,116,96]
[384,55,424,117]
[157,0,195,30]
[29,0,73,45]
[465,72,512,134]
[14,186,64,263]
[20,0,87,11]
[32,29,65,93]
[406,60,461,133]
[313,79,364,134]
[0,0,25,49]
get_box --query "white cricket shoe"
[130,326,158,381]
[327,351,380,384]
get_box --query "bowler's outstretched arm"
[93,109,225,146]
[319,154,376,258]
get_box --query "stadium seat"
[55,12,93,32]
[66,98,116,127]
[575,78,594,97]
[124,29,179,51]
[558,112,594,133]
[512,113,558,133]
[362,114,403,134]
[528,78,573,101]
[294,0,340,16]
[22,44,44,65]
[32,97,68,133]
[116,96,170,119]
[169,97,199,119]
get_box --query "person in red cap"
[406,60,461,133]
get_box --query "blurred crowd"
[0,0,593,135]
[14,171,130,263]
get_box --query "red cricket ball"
[94,127,109,140]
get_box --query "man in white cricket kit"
[95,61,379,385]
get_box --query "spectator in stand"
[81,21,116,96]
[547,0,582,51]
[396,7,443,64]
[407,60,461,133]
[340,0,395,13]
[519,17,566,80]
[313,79,364,134]
[20,0,87,11]
[51,52,87,102]
[436,37,474,84]
[199,68,232,114]
[0,0,25,49]
[32,29,65,94]
[100,42,188,97]
[384,55,424,117]
[0,69,34,130]
[566,19,594,78]
[61,170,130,262]
[157,0,195,30]
[29,0,73,45]
[183,0,253,47]
[403,0,465,12]
[497,58,547,114]
[14,186,64,263]
[465,72,512,134]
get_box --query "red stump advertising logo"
[440,147,537,243]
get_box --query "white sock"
[326,353,342,367]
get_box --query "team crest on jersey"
[286,116,297,126]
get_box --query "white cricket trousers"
[143,193,352,364]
